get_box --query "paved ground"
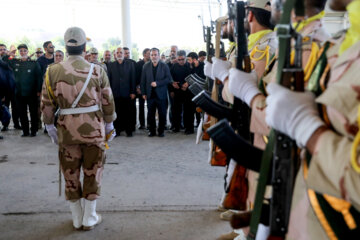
[0,126,232,240]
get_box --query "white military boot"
[82,199,102,230]
[69,199,83,230]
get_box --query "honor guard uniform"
[41,27,116,230]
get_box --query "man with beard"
[102,50,112,69]
[108,47,136,137]
[187,52,206,79]
[170,50,194,134]
[3,44,42,137]
[37,41,55,76]
[141,48,171,137]
[198,50,206,63]
[135,48,150,129]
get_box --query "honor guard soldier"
[41,27,116,230]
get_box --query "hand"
[181,82,189,91]
[211,57,232,83]
[130,94,136,100]
[228,68,260,106]
[265,83,325,147]
[105,122,116,142]
[151,82,157,87]
[142,95,147,100]
[204,60,213,78]
[136,88,141,95]
[170,92,175,98]
[45,124,58,145]
[172,82,180,89]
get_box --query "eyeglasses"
[48,46,55,49]
[36,52,43,54]
[178,58,185,61]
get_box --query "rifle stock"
[192,91,232,121]
[207,119,262,172]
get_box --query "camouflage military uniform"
[286,26,360,239]
[41,55,116,200]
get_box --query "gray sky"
[1,0,227,51]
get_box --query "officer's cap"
[89,47,98,54]
[248,0,271,12]
[35,47,43,53]
[17,44,28,50]
[64,27,86,47]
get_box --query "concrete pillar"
[121,0,132,49]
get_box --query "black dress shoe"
[21,133,30,137]
[148,132,156,137]
[172,128,180,133]
[126,133,133,137]
[185,130,194,135]
[138,125,145,130]
[30,132,37,137]
[0,135,3,139]
[158,132,164,137]
[14,125,22,130]
[1,126,8,132]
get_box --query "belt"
[58,105,100,115]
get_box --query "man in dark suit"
[135,48,150,129]
[108,47,136,137]
[140,48,172,137]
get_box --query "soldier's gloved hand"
[204,60,213,78]
[45,124,58,145]
[265,83,325,148]
[105,122,116,142]
[211,57,232,83]
[228,68,260,106]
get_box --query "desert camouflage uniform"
[287,31,360,239]
[41,55,116,200]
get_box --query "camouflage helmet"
[248,0,271,12]
[89,47,98,54]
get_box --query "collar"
[248,29,273,51]
[293,11,325,32]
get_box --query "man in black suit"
[135,48,150,129]
[140,48,171,137]
[108,47,136,137]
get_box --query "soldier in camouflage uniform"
[41,27,116,230]
[266,0,360,238]
[88,47,108,72]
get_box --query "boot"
[69,199,83,230]
[82,199,102,230]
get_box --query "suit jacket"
[108,59,136,98]
[140,61,171,100]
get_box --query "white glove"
[228,68,260,106]
[265,83,325,148]
[45,124,58,145]
[211,57,232,83]
[105,122,116,142]
[204,60,213,78]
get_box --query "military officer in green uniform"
[41,27,116,230]
[3,44,42,137]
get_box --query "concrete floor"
[0,127,232,240]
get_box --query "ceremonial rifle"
[247,0,305,239]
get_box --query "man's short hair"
[55,50,64,55]
[177,50,186,57]
[0,44,6,48]
[170,45,178,50]
[306,0,327,12]
[198,51,206,57]
[248,7,274,30]
[187,52,198,60]
[123,47,130,51]
[66,44,86,56]
[142,48,150,56]
[150,48,160,54]
[43,41,52,48]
